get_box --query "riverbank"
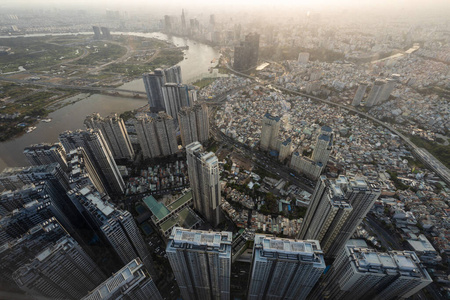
[0,32,221,171]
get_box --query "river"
[0,32,222,171]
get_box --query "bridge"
[0,77,147,96]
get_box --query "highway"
[0,77,147,95]
[202,84,315,193]
[365,215,402,250]
[226,64,450,186]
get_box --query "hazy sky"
[2,0,450,15]
[3,0,450,7]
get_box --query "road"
[0,77,146,95]
[211,124,314,193]
[203,85,315,193]
[225,64,450,186]
[365,215,402,250]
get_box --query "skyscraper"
[260,112,281,151]
[310,244,432,300]
[100,27,111,39]
[135,112,178,159]
[13,236,106,299]
[181,10,187,35]
[247,235,326,300]
[166,227,232,300]
[162,83,192,119]
[297,176,353,253]
[365,80,386,107]
[164,65,183,84]
[23,143,68,171]
[59,129,125,195]
[92,26,101,39]
[0,194,75,245]
[67,185,156,278]
[378,78,396,103]
[278,138,292,162]
[164,15,172,33]
[82,258,163,300]
[326,177,381,259]
[299,176,380,258]
[311,125,333,165]
[84,113,135,160]
[233,33,260,72]
[0,218,67,292]
[186,142,221,226]
[298,52,310,64]
[290,126,333,180]
[0,164,78,227]
[178,104,209,147]
[66,148,107,195]
[143,69,166,110]
[0,163,70,193]
[290,154,323,180]
[351,82,368,106]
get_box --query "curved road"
[226,64,450,185]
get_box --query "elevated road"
[204,86,314,193]
[0,77,146,95]
[226,64,450,185]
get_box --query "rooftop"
[167,190,193,211]
[169,227,232,248]
[81,259,147,300]
[143,195,171,221]
[159,206,200,233]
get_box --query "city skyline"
[0,2,448,299]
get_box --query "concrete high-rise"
[164,15,172,33]
[326,177,381,259]
[378,78,396,103]
[84,113,135,160]
[351,82,368,106]
[298,52,310,64]
[247,235,325,300]
[297,176,353,253]
[162,83,192,119]
[299,176,380,258]
[67,185,156,278]
[0,163,70,193]
[0,165,76,231]
[233,33,260,72]
[82,258,163,300]
[278,138,292,162]
[100,27,111,39]
[0,194,75,245]
[181,10,187,35]
[164,65,183,84]
[310,244,432,300]
[178,104,209,147]
[143,69,166,110]
[93,26,101,39]
[13,236,106,299]
[59,129,125,195]
[311,125,333,165]
[0,183,44,215]
[23,143,68,171]
[135,112,178,159]
[365,80,386,107]
[290,126,333,180]
[0,218,68,292]
[66,148,107,195]
[166,227,232,300]
[186,142,221,226]
[260,112,281,151]
[290,154,323,180]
